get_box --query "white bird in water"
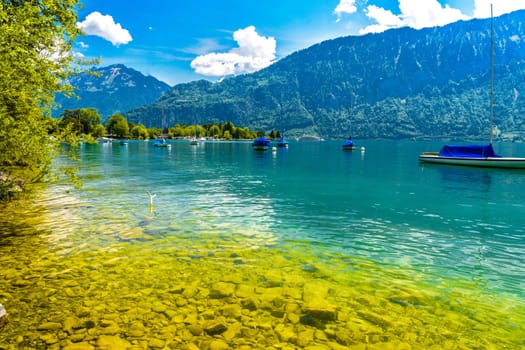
[147,191,156,212]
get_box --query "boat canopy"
[252,137,270,146]
[438,144,500,158]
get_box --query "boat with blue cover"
[154,138,170,148]
[342,136,356,151]
[277,136,289,148]
[419,6,525,169]
[252,137,271,151]
[419,144,525,168]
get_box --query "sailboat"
[419,5,525,169]
[189,118,199,145]
[341,93,360,151]
[252,136,271,151]
[189,131,199,145]
[154,138,170,148]
[276,97,289,148]
[277,133,289,148]
[342,136,356,151]
[277,137,289,148]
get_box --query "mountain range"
[58,11,525,140]
[54,64,170,119]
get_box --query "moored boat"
[419,145,525,168]
[97,137,112,143]
[154,138,170,148]
[419,6,525,169]
[342,136,356,151]
[277,136,288,148]
[252,137,270,151]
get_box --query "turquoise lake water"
[1,139,524,348]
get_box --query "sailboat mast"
[489,4,494,144]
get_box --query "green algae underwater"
[0,140,524,349]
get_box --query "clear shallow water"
[1,139,524,349]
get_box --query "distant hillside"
[125,11,525,140]
[54,64,171,120]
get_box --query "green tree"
[147,127,162,139]
[222,121,235,136]
[196,125,205,138]
[60,108,102,135]
[105,114,129,139]
[130,124,148,140]
[208,125,221,139]
[169,125,184,138]
[0,0,86,197]
[92,125,106,138]
[183,125,194,137]
[237,127,251,139]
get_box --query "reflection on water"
[0,140,524,349]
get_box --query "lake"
[1,139,524,349]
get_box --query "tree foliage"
[105,114,130,139]
[130,124,149,140]
[60,108,102,135]
[0,0,84,199]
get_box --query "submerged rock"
[97,335,131,349]
[303,299,337,321]
[204,320,228,335]
[62,342,95,350]
[209,339,229,350]
[36,321,62,331]
[209,282,235,298]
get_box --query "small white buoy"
[360,146,365,152]
[272,147,277,153]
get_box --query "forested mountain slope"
[55,64,170,120]
[126,11,525,140]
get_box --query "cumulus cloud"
[334,0,358,22]
[77,12,132,46]
[360,5,405,34]
[473,0,525,18]
[351,0,525,35]
[190,26,276,78]
[359,0,467,34]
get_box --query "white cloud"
[334,0,358,22]
[359,0,467,34]
[353,0,525,35]
[77,12,132,46]
[473,0,525,18]
[398,0,467,29]
[190,26,276,78]
[360,5,405,34]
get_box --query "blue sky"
[75,0,525,86]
